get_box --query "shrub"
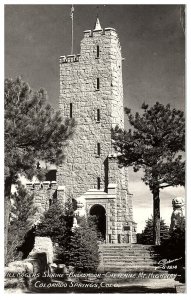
[160,217,185,260]
[139,217,170,245]
[62,217,99,272]
[36,201,73,260]
[36,202,100,272]
[156,217,185,283]
[7,182,37,263]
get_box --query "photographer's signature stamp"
[155,257,182,270]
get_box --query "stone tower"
[57,18,137,244]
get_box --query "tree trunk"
[4,176,12,265]
[152,186,160,245]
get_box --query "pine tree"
[64,217,99,272]
[7,182,37,263]
[4,77,75,263]
[112,102,185,245]
[140,217,170,245]
[36,207,99,272]
[36,202,72,241]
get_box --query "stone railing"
[26,181,57,191]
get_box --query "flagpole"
[71,5,74,55]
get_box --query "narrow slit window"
[49,199,52,208]
[97,78,100,90]
[97,177,100,190]
[97,109,100,122]
[70,103,72,118]
[97,143,100,156]
[96,45,100,58]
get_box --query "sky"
[4,4,185,232]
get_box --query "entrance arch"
[90,204,106,240]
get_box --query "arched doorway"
[90,204,106,240]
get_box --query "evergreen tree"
[167,217,185,259]
[112,102,185,245]
[158,217,185,282]
[139,217,170,245]
[36,206,99,272]
[64,217,99,272]
[36,199,75,262]
[4,77,75,263]
[7,182,37,263]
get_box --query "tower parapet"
[60,54,81,64]
[83,27,117,38]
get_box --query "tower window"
[97,143,100,156]
[49,199,52,208]
[97,109,100,122]
[97,177,101,190]
[70,103,72,118]
[46,170,57,181]
[96,45,100,58]
[96,78,100,90]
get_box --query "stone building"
[27,18,137,244]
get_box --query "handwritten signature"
[155,257,182,270]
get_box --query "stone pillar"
[57,186,66,207]
[108,154,118,185]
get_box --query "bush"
[7,182,37,263]
[36,201,73,260]
[154,217,185,283]
[160,217,185,260]
[36,202,100,272]
[62,217,99,272]
[139,217,170,245]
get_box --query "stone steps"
[103,260,158,265]
[99,246,154,250]
[102,251,158,255]
[103,257,156,264]
[103,266,159,272]
[102,252,159,257]
[99,244,160,272]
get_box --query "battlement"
[83,27,117,38]
[59,54,81,64]
[60,26,118,65]
[26,181,58,191]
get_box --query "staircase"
[99,244,160,272]
[97,244,178,292]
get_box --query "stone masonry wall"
[58,28,125,199]
[57,24,136,243]
[107,154,134,242]
[26,182,65,223]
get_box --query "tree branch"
[159,184,173,189]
